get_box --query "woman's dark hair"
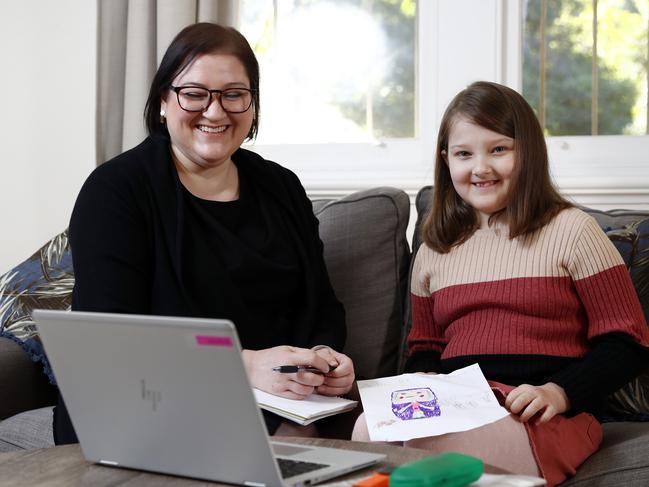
[422,81,572,253]
[144,22,260,140]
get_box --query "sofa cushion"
[0,337,56,421]
[0,230,73,384]
[411,186,649,420]
[561,422,649,486]
[313,187,411,380]
[0,406,54,452]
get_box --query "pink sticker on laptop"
[195,335,233,347]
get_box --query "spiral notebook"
[253,388,357,425]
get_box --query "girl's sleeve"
[548,215,649,413]
[568,215,649,345]
[404,246,444,373]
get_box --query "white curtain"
[96,0,238,165]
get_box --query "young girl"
[352,81,649,486]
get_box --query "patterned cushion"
[603,218,649,323]
[0,230,73,383]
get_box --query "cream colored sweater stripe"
[411,208,624,296]
[408,208,649,358]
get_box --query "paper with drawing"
[357,364,510,441]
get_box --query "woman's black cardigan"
[54,136,346,443]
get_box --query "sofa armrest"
[0,337,56,421]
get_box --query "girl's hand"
[242,346,330,400]
[504,382,570,424]
[312,346,355,396]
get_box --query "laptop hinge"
[244,482,266,487]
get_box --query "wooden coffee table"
[0,437,505,486]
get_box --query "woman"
[55,23,354,444]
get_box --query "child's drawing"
[391,387,441,420]
[358,365,510,441]
[374,419,397,429]
[438,391,493,410]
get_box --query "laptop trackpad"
[271,443,314,456]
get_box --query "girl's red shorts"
[490,382,603,487]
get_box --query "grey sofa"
[0,186,648,485]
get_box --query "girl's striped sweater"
[407,207,649,416]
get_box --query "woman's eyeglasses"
[171,86,254,114]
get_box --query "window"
[523,0,649,136]
[232,1,648,205]
[239,0,417,144]
[236,0,432,195]
[518,0,649,209]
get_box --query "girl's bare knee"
[351,413,370,441]
[406,416,540,477]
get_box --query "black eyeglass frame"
[170,85,256,114]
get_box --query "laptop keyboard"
[277,457,330,478]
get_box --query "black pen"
[272,364,337,374]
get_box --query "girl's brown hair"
[422,81,571,253]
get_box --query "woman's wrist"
[241,349,256,375]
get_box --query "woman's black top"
[55,136,346,443]
[182,164,301,349]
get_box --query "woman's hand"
[505,382,570,424]
[312,346,355,396]
[242,346,331,400]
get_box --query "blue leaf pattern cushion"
[0,230,73,383]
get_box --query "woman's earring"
[160,109,166,124]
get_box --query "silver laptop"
[33,310,384,486]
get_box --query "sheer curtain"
[95,0,237,165]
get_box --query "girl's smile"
[472,180,499,188]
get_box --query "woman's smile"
[161,53,254,172]
[196,124,228,134]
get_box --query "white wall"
[0,1,96,274]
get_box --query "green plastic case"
[389,452,484,487]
